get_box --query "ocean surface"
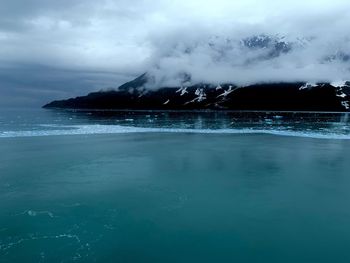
[1,108,350,262]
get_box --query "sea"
[1,108,350,262]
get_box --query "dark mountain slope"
[43,75,350,112]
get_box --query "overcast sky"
[1,0,350,107]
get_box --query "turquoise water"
[1,109,350,262]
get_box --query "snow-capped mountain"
[43,33,350,111]
[43,73,350,112]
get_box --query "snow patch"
[331,81,349,88]
[217,86,235,98]
[176,87,188,96]
[341,101,350,110]
[299,83,317,90]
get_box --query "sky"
[1,0,350,107]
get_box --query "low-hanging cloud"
[144,0,350,87]
[146,31,350,87]
[1,0,350,106]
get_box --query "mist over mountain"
[144,32,350,88]
[43,30,350,112]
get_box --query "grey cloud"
[0,0,350,107]
[0,64,133,107]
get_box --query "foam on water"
[1,124,350,140]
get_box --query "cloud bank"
[1,0,350,105]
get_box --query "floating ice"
[1,124,350,140]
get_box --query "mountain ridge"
[43,74,350,112]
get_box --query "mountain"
[43,74,350,112]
